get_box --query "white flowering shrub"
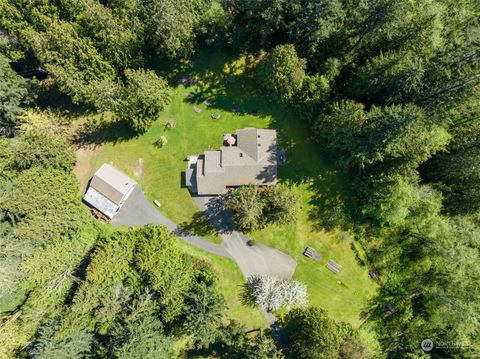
[247,275,308,312]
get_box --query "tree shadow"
[190,193,236,234]
[173,45,272,119]
[238,281,257,308]
[307,172,353,232]
[72,118,137,149]
[269,108,354,232]
[166,45,356,232]
[35,82,88,115]
[255,142,278,184]
[177,211,218,237]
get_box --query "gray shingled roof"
[192,128,278,195]
[196,155,227,195]
[204,150,224,173]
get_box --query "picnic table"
[303,247,322,261]
[326,260,342,274]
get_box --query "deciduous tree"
[255,44,306,102]
[227,185,265,231]
[115,69,171,133]
[247,275,308,312]
[283,307,362,359]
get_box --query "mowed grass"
[82,47,377,333]
[94,88,268,225]
[249,115,378,328]
[92,52,270,242]
[250,188,377,327]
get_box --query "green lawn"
[250,190,377,327]
[248,118,378,327]
[79,47,377,334]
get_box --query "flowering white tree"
[247,275,308,312]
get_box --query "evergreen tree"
[29,321,93,359]
[0,55,34,134]
[182,268,226,349]
[26,21,116,104]
[0,167,88,243]
[112,315,175,359]
[10,132,76,172]
[422,127,480,214]
[147,0,214,59]
[288,0,346,71]
[228,0,292,50]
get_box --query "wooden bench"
[303,247,322,261]
[326,260,342,274]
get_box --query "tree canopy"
[0,55,34,132]
[0,0,479,357]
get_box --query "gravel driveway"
[111,187,297,329]
[194,195,297,280]
[111,186,232,259]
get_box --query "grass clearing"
[250,195,377,327]
[74,47,377,333]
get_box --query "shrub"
[154,135,168,148]
[165,119,176,130]
[228,184,299,231]
[262,184,299,225]
[246,275,308,312]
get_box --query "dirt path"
[74,146,100,194]
[133,158,144,179]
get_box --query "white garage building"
[83,163,136,219]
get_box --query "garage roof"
[90,164,136,205]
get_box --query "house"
[83,163,137,218]
[186,128,278,195]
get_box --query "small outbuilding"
[83,163,136,219]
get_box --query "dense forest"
[1,0,479,358]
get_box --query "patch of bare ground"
[134,158,144,179]
[75,145,100,194]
